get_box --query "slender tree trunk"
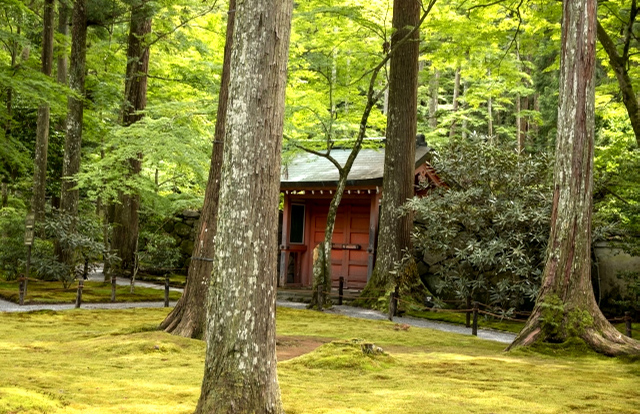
[1,183,7,208]
[507,0,639,356]
[112,0,152,276]
[160,0,236,339]
[57,0,87,267]
[32,0,55,223]
[461,78,468,139]
[194,1,292,412]
[358,0,421,307]
[487,98,493,141]
[57,0,69,84]
[449,67,461,138]
[516,94,524,153]
[428,69,438,128]
[596,19,640,147]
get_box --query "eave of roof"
[280,145,431,188]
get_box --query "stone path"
[276,301,516,344]
[0,269,516,344]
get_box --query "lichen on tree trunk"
[506,0,639,356]
[194,0,292,412]
[159,0,236,340]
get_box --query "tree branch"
[293,144,344,173]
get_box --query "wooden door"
[309,201,371,288]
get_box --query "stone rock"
[180,239,194,256]
[175,222,191,237]
[163,220,174,234]
[182,209,201,219]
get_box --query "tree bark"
[516,94,524,153]
[596,17,640,147]
[159,0,236,339]
[461,78,468,139]
[57,0,70,84]
[507,0,639,356]
[449,66,461,138]
[1,183,7,208]
[57,0,87,266]
[112,0,152,276]
[194,0,292,412]
[358,0,420,306]
[31,0,55,223]
[428,69,438,128]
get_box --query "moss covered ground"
[0,307,638,413]
[0,280,182,304]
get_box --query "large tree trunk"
[507,0,639,356]
[596,18,640,147]
[159,0,236,339]
[57,0,87,265]
[31,0,55,223]
[112,0,151,276]
[358,0,420,307]
[194,0,292,412]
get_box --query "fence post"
[111,275,116,302]
[164,274,170,307]
[338,277,344,306]
[19,276,25,306]
[466,296,471,328]
[472,302,479,336]
[625,311,632,338]
[75,279,84,308]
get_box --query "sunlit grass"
[0,280,182,304]
[0,307,637,413]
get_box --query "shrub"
[407,136,553,315]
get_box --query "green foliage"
[138,230,180,271]
[408,136,552,313]
[38,209,118,288]
[613,270,640,312]
[0,202,27,280]
[285,0,389,154]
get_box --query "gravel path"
[276,301,516,344]
[0,268,515,344]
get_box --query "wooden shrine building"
[279,142,443,289]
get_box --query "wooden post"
[625,312,632,338]
[316,284,323,311]
[338,277,344,305]
[110,275,116,302]
[19,276,25,306]
[465,296,471,328]
[22,213,34,305]
[472,301,479,336]
[164,274,170,307]
[75,279,84,308]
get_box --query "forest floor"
[0,306,638,414]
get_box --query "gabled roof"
[281,145,431,189]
